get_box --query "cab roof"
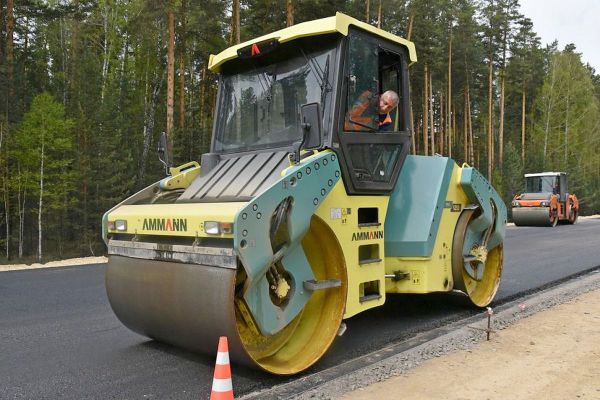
[208,12,417,73]
[524,172,566,177]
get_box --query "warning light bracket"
[237,38,280,60]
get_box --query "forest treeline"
[0,0,599,262]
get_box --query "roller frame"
[460,167,506,251]
[457,166,506,282]
[233,152,341,335]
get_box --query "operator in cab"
[377,90,399,131]
[345,90,399,132]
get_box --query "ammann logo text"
[351,231,384,241]
[142,218,188,232]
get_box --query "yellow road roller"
[102,13,506,375]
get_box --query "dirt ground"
[341,287,600,400]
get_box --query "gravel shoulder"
[293,270,600,400]
[0,256,107,272]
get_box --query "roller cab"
[512,172,579,227]
[103,13,506,375]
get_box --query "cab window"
[345,34,379,132]
[340,30,409,192]
[344,41,405,133]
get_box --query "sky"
[519,0,600,72]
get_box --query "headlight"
[115,220,127,231]
[540,201,549,207]
[204,221,233,235]
[204,221,220,235]
[512,201,520,207]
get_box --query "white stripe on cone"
[216,351,230,365]
[211,377,233,392]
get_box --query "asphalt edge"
[241,269,600,400]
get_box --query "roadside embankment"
[292,270,600,400]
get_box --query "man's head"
[378,90,399,114]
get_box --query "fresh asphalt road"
[1,217,600,399]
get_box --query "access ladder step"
[303,279,342,291]
[359,294,382,303]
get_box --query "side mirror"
[292,103,323,163]
[300,102,322,149]
[157,132,172,175]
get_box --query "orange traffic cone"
[210,336,234,400]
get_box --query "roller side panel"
[313,181,389,318]
[384,160,506,306]
[384,155,454,257]
[384,163,466,294]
